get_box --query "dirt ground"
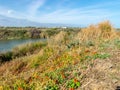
[79,50,120,90]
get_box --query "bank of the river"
[0,40,47,62]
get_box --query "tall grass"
[12,41,46,57]
[76,21,118,43]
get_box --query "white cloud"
[32,7,111,25]
[7,10,14,14]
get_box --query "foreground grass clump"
[0,21,120,90]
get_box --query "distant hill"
[0,15,80,27]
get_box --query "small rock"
[112,79,118,83]
[109,65,113,69]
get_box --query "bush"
[0,51,13,62]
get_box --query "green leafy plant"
[67,79,81,89]
[93,53,110,59]
[114,39,120,48]
[45,85,59,90]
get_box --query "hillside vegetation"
[0,27,80,40]
[0,21,120,90]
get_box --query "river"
[0,39,45,52]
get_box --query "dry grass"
[0,21,120,90]
[48,31,68,45]
[76,21,118,43]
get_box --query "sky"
[0,0,120,27]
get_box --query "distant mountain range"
[0,15,81,27]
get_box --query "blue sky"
[0,0,120,27]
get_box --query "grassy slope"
[0,21,120,90]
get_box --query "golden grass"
[48,31,67,45]
[76,21,118,43]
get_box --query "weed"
[67,79,81,89]
[13,80,35,90]
[114,39,120,48]
[93,53,110,59]
[45,84,59,90]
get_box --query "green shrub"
[0,51,13,62]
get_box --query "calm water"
[0,39,45,52]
